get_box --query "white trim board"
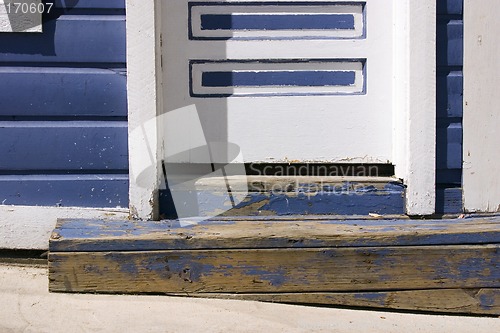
[0,0,42,33]
[393,0,436,215]
[126,0,163,220]
[0,206,129,250]
[463,0,500,212]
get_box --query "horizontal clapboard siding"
[0,1,128,208]
[436,0,463,214]
[0,122,127,171]
[51,0,126,9]
[0,15,126,63]
[0,67,127,117]
[0,175,128,207]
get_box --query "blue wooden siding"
[0,1,128,208]
[436,0,463,214]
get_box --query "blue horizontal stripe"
[200,14,355,31]
[0,174,128,208]
[202,71,356,87]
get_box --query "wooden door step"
[159,176,406,218]
[49,215,500,315]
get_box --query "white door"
[161,0,394,164]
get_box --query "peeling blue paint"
[479,291,498,310]
[50,218,500,252]
[117,259,139,277]
[353,292,388,305]
[242,266,287,287]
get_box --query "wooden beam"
[50,217,500,252]
[49,217,500,314]
[171,289,500,315]
[49,245,500,294]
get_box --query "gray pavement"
[1,264,498,333]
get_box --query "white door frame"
[463,0,500,213]
[126,0,436,219]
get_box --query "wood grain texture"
[50,217,500,252]
[49,245,500,294]
[173,289,500,315]
[49,216,500,314]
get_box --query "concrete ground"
[1,264,499,333]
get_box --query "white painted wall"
[0,0,42,33]
[463,0,500,212]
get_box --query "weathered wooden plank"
[49,217,500,252]
[0,122,128,171]
[49,245,500,293]
[174,289,500,315]
[0,15,125,63]
[0,174,128,207]
[0,67,126,117]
